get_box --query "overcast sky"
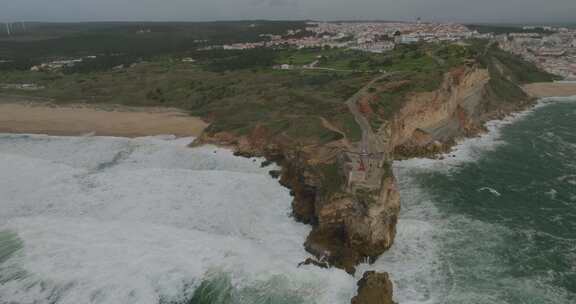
[0,0,574,23]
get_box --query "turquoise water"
[381,99,576,303]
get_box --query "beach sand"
[0,102,208,137]
[523,82,576,98]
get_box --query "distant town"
[498,27,576,79]
[14,21,576,80]
[218,21,576,80]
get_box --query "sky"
[0,0,574,24]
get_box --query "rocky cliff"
[351,271,396,304]
[381,64,535,158]
[193,51,548,303]
[195,128,401,274]
[194,61,536,270]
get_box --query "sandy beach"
[0,102,208,137]
[523,82,576,98]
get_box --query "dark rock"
[261,160,273,167]
[297,257,329,269]
[233,151,253,158]
[351,271,395,304]
[291,184,318,225]
[268,170,282,179]
[305,227,361,275]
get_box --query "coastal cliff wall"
[383,65,533,158]
[384,67,489,153]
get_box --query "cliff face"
[302,172,401,273]
[381,65,533,158]
[351,271,396,304]
[382,66,489,157]
[195,126,401,273]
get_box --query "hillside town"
[220,21,576,80]
[497,28,576,79]
[222,21,493,53]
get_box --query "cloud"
[0,0,574,23]
[251,0,300,8]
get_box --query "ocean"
[0,135,355,304]
[1,97,575,304]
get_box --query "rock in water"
[351,271,395,304]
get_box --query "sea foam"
[0,134,355,304]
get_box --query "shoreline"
[0,102,208,138]
[522,82,576,99]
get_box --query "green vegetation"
[466,24,556,35]
[285,116,344,144]
[316,162,346,198]
[0,59,370,143]
[0,21,308,71]
[469,41,559,105]
[333,113,362,142]
[362,43,474,129]
[277,48,326,65]
[480,44,558,83]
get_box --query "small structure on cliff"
[341,149,386,191]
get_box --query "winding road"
[345,74,388,155]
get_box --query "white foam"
[0,134,356,304]
[358,170,447,304]
[478,187,501,197]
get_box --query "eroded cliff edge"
[193,43,557,303]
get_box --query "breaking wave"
[0,134,355,304]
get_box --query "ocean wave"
[478,187,502,197]
[0,135,356,304]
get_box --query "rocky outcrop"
[351,271,395,304]
[286,157,400,274]
[195,125,401,274]
[345,176,400,259]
